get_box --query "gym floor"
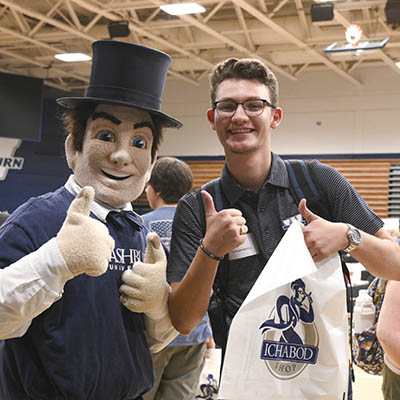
[353,365,383,400]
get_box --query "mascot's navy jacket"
[0,186,153,400]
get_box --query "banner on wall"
[0,138,23,181]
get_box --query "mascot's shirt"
[0,176,154,400]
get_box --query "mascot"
[0,40,181,400]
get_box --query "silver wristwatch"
[344,223,361,252]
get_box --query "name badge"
[228,232,259,261]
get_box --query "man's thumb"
[201,190,217,218]
[67,186,94,217]
[298,198,317,224]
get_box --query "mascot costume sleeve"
[0,40,182,400]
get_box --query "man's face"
[67,103,154,208]
[207,78,282,157]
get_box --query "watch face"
[345,225,361,252]
[350,228,361,243]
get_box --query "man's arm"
[299,199,400,280]
[377,280,400,367]
[168,190,247,335]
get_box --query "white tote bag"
[218,221,349,400]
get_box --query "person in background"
[377,280,400,399]
[0,40,181,400]
[142,156,214,400]
[165,57,400,399]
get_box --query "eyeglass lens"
[215,99,267,116]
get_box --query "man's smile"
[229,128,254,134]
[101,169,131,181]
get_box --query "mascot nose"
[110,148,131,165]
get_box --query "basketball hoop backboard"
[323,37,390,53]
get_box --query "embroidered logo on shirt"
[281,214,306,231]
[108,247,142,271]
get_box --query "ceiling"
[1,0,400,93]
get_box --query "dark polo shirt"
[168,152,382,322]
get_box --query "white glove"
[56,186,115,277]
[120,232,168,317]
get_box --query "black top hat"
[57,40,182,129]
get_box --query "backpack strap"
[284,159,355,381]
[284,159,332,221]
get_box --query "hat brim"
[56,97,182,129]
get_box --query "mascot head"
[57,40,182,209]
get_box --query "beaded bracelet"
[199,239,224,261]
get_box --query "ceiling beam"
[69,0,214,82]
[232,0,363,87]
[233,3,256,51]
[148,0,297,81]
[0,0,94,41]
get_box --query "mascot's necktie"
[106,210,143,231]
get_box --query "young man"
[0,40,181,400]
[143,157,194,250]
[142,157,213,400]
[166,57,400,378]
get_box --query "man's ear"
[271,107,283,129]
[207,109,216,131]
[65,134,77,171]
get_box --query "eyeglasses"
[213,99,276,117]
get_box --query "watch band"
[344,223,361,253]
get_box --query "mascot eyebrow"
[92,112,121,125]
[91,112,154,131]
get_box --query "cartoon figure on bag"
[259,279,319,379]
[260,279,314,344]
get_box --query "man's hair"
[209,58,279,107]
[148,157,193,204]
[60,103,164,162]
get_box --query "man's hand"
[299,199,348,262]
[56,186,115,276]
[120,232,168,315]
[201,190,247,259]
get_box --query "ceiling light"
[160,3,206,15]
[54,53,91,62]
[396,61,400,69]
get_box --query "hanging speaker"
[385,0,400,24]
[310,2,334,22]
[107,21,130,38]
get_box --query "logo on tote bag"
[259,279,319,379]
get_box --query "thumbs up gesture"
[56,186,115,276]
[120,232,168,316]
[298,199,348,262]
[201,190,247,259]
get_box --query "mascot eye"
[97,130,115,142]
[132,136,146,149]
